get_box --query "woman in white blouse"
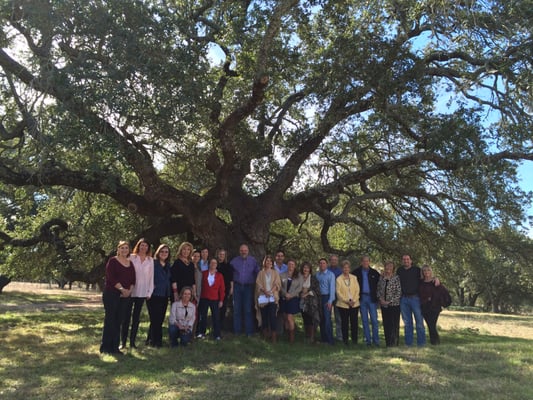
[122,238,154,349]
[169,286,196,346]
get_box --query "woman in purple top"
[100,241,135,355]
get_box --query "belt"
[403,294,418,298]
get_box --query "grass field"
[1,283,532,400]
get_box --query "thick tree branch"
[207,1,299,205]
[0,218,68,248]
[0,119,26,141]
[0,46,201,212]
[286,150,533,215]
[261,95,374,209]
[0,159,169,216]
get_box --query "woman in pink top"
[100,241,135,355]
[121,238,154,349]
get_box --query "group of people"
[100,240,450,355]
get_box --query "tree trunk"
[0,275,11,293]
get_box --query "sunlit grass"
[0,289,532,399]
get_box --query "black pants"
[101,291,131,353]
[422,304,441,345]
[146,296,169,347]
[260,302,278,333]
[219,294,231,332]
[338,306,359,344]
[122,297,145,346]
[198,299,221,338]
[301,311,313,326]
[381,305,400,346]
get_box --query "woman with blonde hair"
[419,265,450,345]
[169,286,196,346]
[100,241,135,355]
[377,261,401,346]
[255,255,281,342]
[335,260,360,345]
[170,241,197,303]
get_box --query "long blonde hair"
[176,241,194,261]
[421,264,434,279]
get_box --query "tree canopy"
[0,0,531,286]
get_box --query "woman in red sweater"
[197,258,225,340]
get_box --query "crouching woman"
[169,286,196,347]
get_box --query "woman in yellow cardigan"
[335,260,360,345]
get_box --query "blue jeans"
[168,324,192,347]
[360,294,379,345]
[400,295,426,346]
[333,303,343,340]
[233,283,255,335]
[320,295,334,345]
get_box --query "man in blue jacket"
[353,255,380,346]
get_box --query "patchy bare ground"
[439,310,533,340]
[1,281,102,312]
[2,283,532,341]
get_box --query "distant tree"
[0,186,144,287]
[0,1,531,282]
[431,225,533,312]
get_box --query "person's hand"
[327,302,332,311]
[218,301,223,308]
[122,288,132,297]
[434,277,441,287]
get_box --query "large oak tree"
[0,0,531,267]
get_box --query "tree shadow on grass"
[1,309,532,400]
